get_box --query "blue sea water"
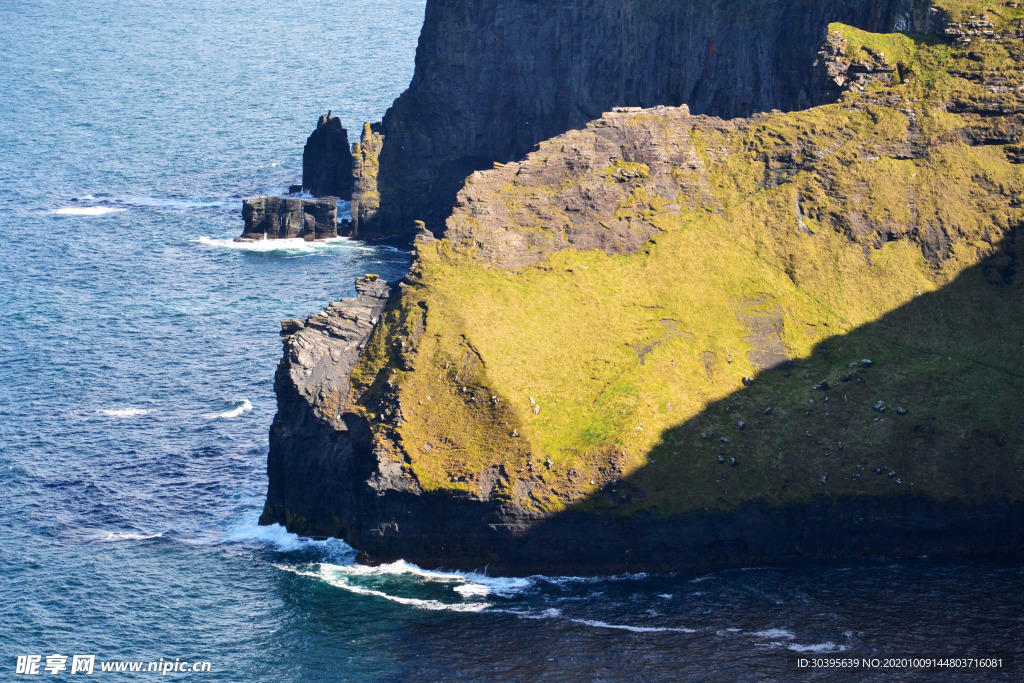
[1,1,1022,680]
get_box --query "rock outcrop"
[355,0,939,237]
[302,114,353,199]
[236,196,338,241]
[262,2,1024,574]
[260,276,399,535]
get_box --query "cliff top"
[345,4,1024,519]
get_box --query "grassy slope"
[351,2,1024,516]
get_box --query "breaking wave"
[205,399,252,420]
[98,407,151,417]
[53,206,126,216]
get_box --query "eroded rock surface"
[237,196,338,241]
[302,114,353,199]
[361,0,938,236]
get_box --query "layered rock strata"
[260,276,395,535]
[357,0,940,236]
[262,2,1024,574]
[237,196,338,241]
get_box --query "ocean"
[0,1,1021,680]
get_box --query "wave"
[98,407,151,417]
[274,563,492,613]
[217,523,356,559]
[787,642,847,653]
[330,559,533,598]
[98,531,163,542]
[752,628,795,640]
[205,399,252,420]
[196,236,355,254]
[53,206,125,216]
[568,618,696,634]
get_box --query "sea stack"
[235,196,338,241]
[302,113,354,199]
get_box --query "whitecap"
[752,628,795,640]
[537,572,648,588]
[787,642,847,653]
[98,531,163,542]
[98,407,151,418]
[274,563,491,613]
[196,236,355,254]
[205,399,252,420]
[321,559,533,598]
[216,523,356,559]
[53,206,125,216]
[569,618,696,634]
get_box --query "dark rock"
[280,319,305,335]
[303,197,339,240]
[238,196,340,241]
[356,0,940,237]
[280,197,304,239]
[288,184,303,195]
[302,114,353,200]
[263,196,283,238]
[240,196,267,240]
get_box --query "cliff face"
[302,115,353,200]
[366,0,938,235]
[262,2,1024,574]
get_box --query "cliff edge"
[361,0,939,237]
[262,2,1024,574]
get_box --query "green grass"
[349,9,1024,514]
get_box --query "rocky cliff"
[302,114,353,200]
[262,1,1024,574]
[361,0,940,236]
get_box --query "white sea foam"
[787,642,847,653]
[497,607,563,620]
[274,563,492,613]
[319,559,533,598]
[219,523,354,557]
[205,399,252,420]
[98,531,163,542]
[53,206,126,216]
[752,628,796,640]
[196,236,356,253]
[537,572,648,588]
[99,407,151,417]
[569,618,696,634]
